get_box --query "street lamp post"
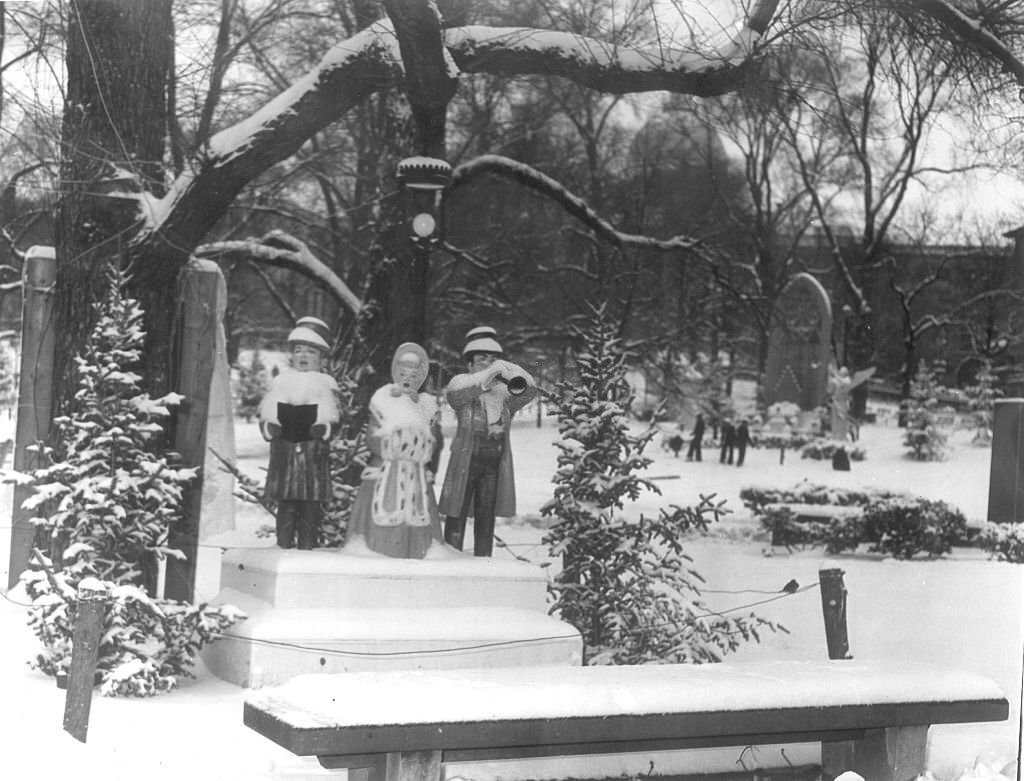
[396,156,452,252]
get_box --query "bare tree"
[41,0,1024,414]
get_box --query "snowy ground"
[0,405,1020,781]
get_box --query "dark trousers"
[720,443,734,464]
[444,435,504,557]
[686,439,702,461]
[276,500,320,550]
[736,443,747,466]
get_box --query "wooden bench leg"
[822,725,928,781]
[385,750,442,781]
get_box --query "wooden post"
[63,578,109,743]
[8,247,57,588]
[987,398,1024,523]
[164,262,222,602]
[819,566,852,660]
[385,750,443,781]
[821,725,927,781]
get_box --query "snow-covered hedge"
[744,484,970,558]
[978,522,1024,563]
[800,438,866,462]
[740,482,903,514]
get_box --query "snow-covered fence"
[244,660,1007,781]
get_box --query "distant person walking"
[686,414,705,462]
[735,419,752,466]
[719,418,736,465]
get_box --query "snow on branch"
[148,21,404,244]
[449,155,719,263]
[910,0,1024,88]
[196,230,363,315]
[143,3,782,246]
[444,0,780,96]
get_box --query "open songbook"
[277,403,318,442]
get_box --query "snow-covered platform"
[202,545,582,687]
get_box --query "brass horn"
[496,372,529,396]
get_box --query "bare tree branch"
[196,229,363,315]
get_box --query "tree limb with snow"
[196,230,363,316]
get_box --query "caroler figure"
[258,316,340,549]
[345,343,444,558]
[439,326,537,557]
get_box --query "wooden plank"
[165,263,222,602]
[62,581,109,742]
[8,247,57,587]
[443,729,866,763]
[245,697,1007,759]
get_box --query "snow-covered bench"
[243,660,1007,781]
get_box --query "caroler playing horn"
[438,326,538,556]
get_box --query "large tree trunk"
[56,0,176,410]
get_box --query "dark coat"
[691,415,706,441]
[438,371,537,518]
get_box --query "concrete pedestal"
[202,545,582,687]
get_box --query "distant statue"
[259,317,340,549]
[828,364,875,442]
[345,343,444,559]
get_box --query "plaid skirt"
[264,438,331,501]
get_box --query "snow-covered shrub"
[978,522,1024,563]
[0,338,17,411]
[23,564,243,695]
[16,266,243,695]
[543,310,779,665]
[759,505,823,548]
[859,498,968,559]
[740,483,902,515]
[800,438,866,461]
[902,361,950,461]
[963,360,1002,446]
[755,432,814,451]
[745,484,965,558]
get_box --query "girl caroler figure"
[345,342,444,558]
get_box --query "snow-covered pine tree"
[0,339,17,412]
[18,265,243,696]
[542,309,778,665]
[235,349,268,422]
[902,360,949,461]
[963,359,1002,446]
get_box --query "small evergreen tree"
[235,349,268,422]
[963,359,1002,446]
[901,360,949,461]
[543,310,778,665]
[17,266,243,696]
[0,339,17,412]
